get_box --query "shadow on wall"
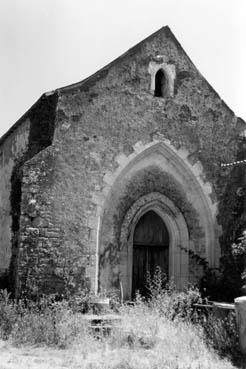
[98,166,203,294]
[7,93,58,297]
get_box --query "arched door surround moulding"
[99,140,219,261]
[119,192,189,299]
[94,139,220,295]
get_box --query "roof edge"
[0,92,56,148]
[57,26,172,93]
[55,25,243,122]
[1,25,245,147]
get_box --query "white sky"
[0,0,245,138]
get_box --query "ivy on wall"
[208,137,246,301]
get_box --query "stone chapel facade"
[0,26,245,299]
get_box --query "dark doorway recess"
[132,210,169,298]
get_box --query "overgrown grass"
[144,268,241,360]
[0,289,90,347]
[0,274,242,368]
[99,304,237,369]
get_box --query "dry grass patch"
[0,286,241,368]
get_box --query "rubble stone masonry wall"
[1,27,246,296]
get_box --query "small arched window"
[154,69,167,97]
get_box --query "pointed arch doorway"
[119,193,190,300]
[132,210,169,297]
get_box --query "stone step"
[81,314,122,337]
[81,314,122,326]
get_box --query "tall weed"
[146,267,203,321]
[144,267,240,361]
[201,311,240,360]
[0,290,15,339]
[0,278,241,365]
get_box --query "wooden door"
[132,211,169,298]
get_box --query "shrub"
[111,300,159,350]
[146,266,203,321]
[201,310,240,360]
[11,303,89,348]
[202,230,246,302]
[143,267,240,362]
[66,288,94,313]
[0,284,240,368]
[105,304,236,369]
[145,266,168,299]
[10,296,91,347]
[232,230,246,294]
[0,275,241,365]
[11,307,57,346]
[0,289,17,339]
[0,290,92,347]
